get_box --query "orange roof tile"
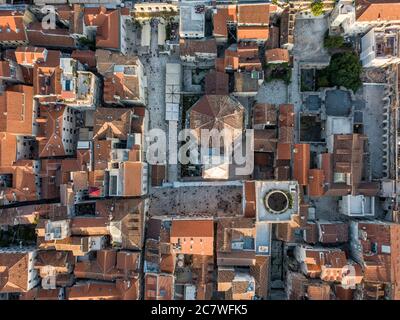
[122,161,145,196]
[0,61,10,77]
[308,169,325,197]
[265,48,290,63]
[0,132,17,167]
[0,10,27,43]
[71,50,96,68]
[36,104,69,158]
[213,5,237,38]
[0,251,32,293]
[205,70,229,95]
[67,279,139,300]
[26,22,75,48]
[277,143,291,160]
[293,144,310,186]
[144,273,174,300]
[0,85,34,135]
[237,26,269,41]
[279,104,295,127]
[84,7,121,50]
[15,46,47,65]
[237,4,270,25]
[170,219,214,256]
[356,0,400,21]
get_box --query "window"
[110,176,118,195]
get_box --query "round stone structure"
[264,190,289,214]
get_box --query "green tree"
[326,52,362,92]
[324,35,344,49]
[311,0,324,16]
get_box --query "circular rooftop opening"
[264,190,289,214]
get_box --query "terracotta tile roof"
[171,219,214,238]
[93,107,133,140]
[234,72,260,93]
[216,217,255,253]
[352,221,400,298]
[21,288,63,300]
[57,4,84,35]
[275,165,290,180]
[15,46,47,66]
[299,246,348,281]
[70,216,108,236]
[67,279,139,300]
[205,70,229,95]
[179,38,217,56]
[61,149,91,175]
[278,126,294,144]
[170,219,214,256]
[26,22,75,48]
[151,164,166,186]
[0,85,34,135]
[318,222,348,244]
[71,50,96,68]
[265,48,289,63]
[334,284,354,300]
[218,250,256,267]
[0,61,10,77]
[0,10,27,43]
[237,26,269,41]
[320,152,333,184]
[355,0,400,21]
[0,161,39,203]
[253,103,277,128]
[254,152,272,169]
[0,251,32,293]
[84,7,121,50]
[275,223,296,242]
[237,4,270,25]
[74,249,140,281]
[218,268,235,285]
[250,255,270,298]
[306,283,331,300]
[33,50,62,96]
[254,129,277,152]
[0,132,17,167]
[35,250,73,271]
[276,143,291,160]
[279,104,295,127]
[189,95,244,141]
[36,104,69,158]
[144,273,174,300]
[297,203,309,228]
[95,50,141,75]
[265,25,280,49]
[244,181,256,218]
[121,161,146,196]
[95,198,145,250]
[0,204,41,226]
[160,254,175,274]
[293,144,310,186]
[332,134,376,196]
[39,159,62,200]
[213,5,237,38]
[304,222,318,244]
[103,70,140,104]
[308,169,325,196]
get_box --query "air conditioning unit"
[44,233,54,241]
[231,241,244,250]
[258,246,269,253]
